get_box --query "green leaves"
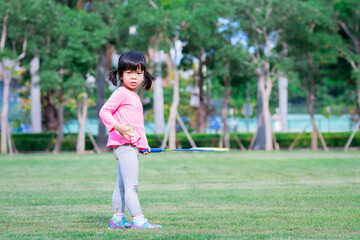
[64,73,87,98]
[38,4,105,91]
[40,70,62,91]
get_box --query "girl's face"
[121,68,144,92]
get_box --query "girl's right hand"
[113,123,135,141]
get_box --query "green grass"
[0,151,359,239]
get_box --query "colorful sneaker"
[131,220,162,229]
[108,217,131,229]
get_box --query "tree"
[40,6,105,153]
[333,0,360,150]
[214,46,248,148]
[160,1,184,149]
[234,0,297,151]
[213,12,250,148]
[180,0,227,133]
[92,0,130,151]
[65,74,93,154]
[150,0,198,149]
[25,0,63,135]
[0,0,40,153]
[283,0,340,151]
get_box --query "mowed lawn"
[0,151,359,239]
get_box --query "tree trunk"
[306,53,328,151]
[220,63,231,148]
[30,55,42,133]
[163,50,173,87]
[0,16,8,153]
[311,124,318,151]
[220,88,230,148]
[168,55,179,149]
[1,63,11,154]
[6,121,13,155]
[53,88,64,154]
[344,118,360,151]
[76,0,86,10]
[254,79,266,150]
[53,103,64,153]
[307,92,318,151]
[77,93,88,154]
[153,49,165,134]
[357,79,360,112]
[278,73,288,132]
[357,86,360,110]
[256,64,273,151]
[196,53,210,133]
[96,53,107,151]
[262,93,273,151]
[197,103,208,133]
[344,71,360,151]
[307,94,328,151]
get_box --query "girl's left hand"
[141,148,151,155]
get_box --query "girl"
[99,51,162,229]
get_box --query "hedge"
[149,132,360,149]
[9,132,93,152]
[3,131,360,152]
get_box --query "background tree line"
[1,0,359,154]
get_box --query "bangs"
[118,51,147,74]
[124,63,145,72]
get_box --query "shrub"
[10,133,93,152]
[3,131,360,152]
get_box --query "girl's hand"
[141,148,151,155]
[113,123,135,141]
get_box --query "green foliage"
[64,73,87,98]
[33,3,107,125]
[146,132,360,149]
[0,0,40,59]
[37,3,106,84]
[332,0,360,113]
[278,0,346,114]
[7,132,360,152]
[40,71,62,91]
[2,0,360,138]
[10,133,94,152]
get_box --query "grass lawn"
[0,151,359,239]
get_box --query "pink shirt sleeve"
[99,88,125,132]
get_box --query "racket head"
[188,147,230,152]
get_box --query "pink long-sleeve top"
[99,86,150,150]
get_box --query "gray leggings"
[112,145,142,216]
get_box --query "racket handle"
[139,148,165,153]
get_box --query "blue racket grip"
[139,148,165,153]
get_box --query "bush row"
[149,132,360,149]
[10,132,93,152]
[5,131,360,152]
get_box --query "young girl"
[99,51,162,229]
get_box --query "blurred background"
[1,0,360,153]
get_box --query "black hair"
[108,51,155,91]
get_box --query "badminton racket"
[140,147,229,153]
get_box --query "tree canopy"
[1,0,359,153]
